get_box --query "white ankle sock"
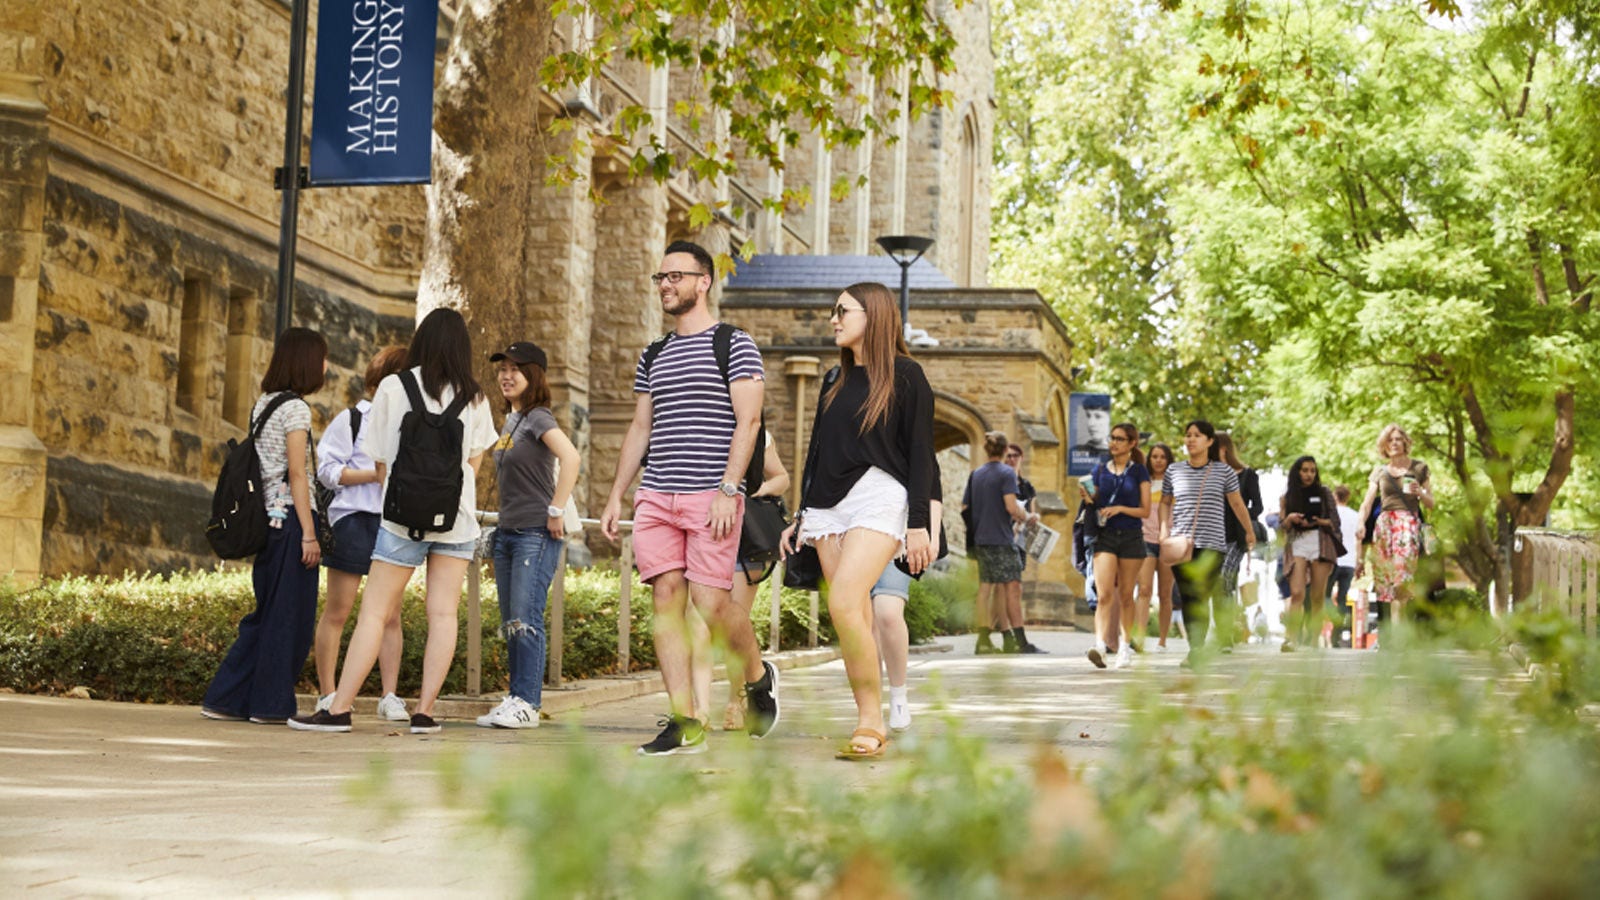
[889,686,909,705]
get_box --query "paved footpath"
[0,629,1504,897]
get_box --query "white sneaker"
[1113,645,1133,669]
[484,696,539,729]
[314,693,334,713]
[888,698,912,732]
[376,693,409,722]
[476,696,514,727]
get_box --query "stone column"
[585,167,669,544]
[784,356,820,510]
[0,74,50,583]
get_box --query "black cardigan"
[799,357,938,530]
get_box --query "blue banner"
[309,0,439,186]
[1067,392,1112,476]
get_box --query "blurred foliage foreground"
[378,614,1600,899]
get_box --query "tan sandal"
[835,727,888,761]
[722,702,745,732]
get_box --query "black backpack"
[383,370,472,541]
[205,392,298,559]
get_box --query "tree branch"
[1558,242,1594,312]
[1514,48,1538,120]
[1366,173,1419,237]
[1521,389,1576,525]
[1527,228,1550,305]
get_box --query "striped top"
[1162,460,1240,553]
[633,325,765,493]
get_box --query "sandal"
[835,727,889,761]
[722,702,745,732]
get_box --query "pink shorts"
[632,489,745,590]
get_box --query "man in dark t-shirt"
[600,240,779,756]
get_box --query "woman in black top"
[781,282,937,760]
[1279,455,1339,651]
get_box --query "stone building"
[2,0,1077,607]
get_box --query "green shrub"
[409,621,1600,897]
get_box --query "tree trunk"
[419,2,557,319]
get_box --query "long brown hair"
[503,360,553,414]
[822,282,908,433]
[1214,431,1246,472]
[1112,422,1145,466]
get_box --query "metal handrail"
[462,511,802,697]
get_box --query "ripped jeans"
[492,525,563,708]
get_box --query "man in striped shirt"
[601,240,780,755]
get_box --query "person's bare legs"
[1117,556,1143,649]
[1308,559,1335,646]
[1004,580,1024,637]
[814,530,901,752]
[988,583,1012,631]
[1092,551,1122,652]
[689,580,763,685]
[873,594,910,688]
[329,560,412,715]
[686,602,714,723]
[314,569,362,695]
[720,569,759,728]
[1136,556,1157,645]
[414,554,469,717]
[649,569,696,719]
[1159,561,1178,643]
[378,610,402,698]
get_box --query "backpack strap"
[401,369,472,423]
[639,333,674,384]
[250,392,298,440]
[348,406,362,443]
[712,322,735,385]
[400,369,427,415]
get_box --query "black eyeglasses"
[831,303,864,319]
[650,270,706,286]
[1109,434,1132,443]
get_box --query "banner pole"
[273,0,312,337]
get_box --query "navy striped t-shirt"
[633,325,765,493]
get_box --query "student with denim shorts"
[869,496,942,733]
[290,309,498,735]
[601,240,780,756]
[310,345,410,724]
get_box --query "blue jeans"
[492,526,563,707]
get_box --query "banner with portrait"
[1068,392,1112,476]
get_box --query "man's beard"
[661,291,699,316]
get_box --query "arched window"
[957,112,979,286]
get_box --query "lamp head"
[875,234,935,267]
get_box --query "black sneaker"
[637,715,707,756]
[1087,647,1107,669]
[1020,643,1049,655]
[287,709,352,732]
[744,660,780,739]
[409,713,442,734]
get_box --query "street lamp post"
[875,235,935,342]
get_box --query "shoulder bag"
[1159,464,1213,566]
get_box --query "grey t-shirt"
[963,461,1019,547]
[493,406,559,529]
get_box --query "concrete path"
[0,630,1496,897]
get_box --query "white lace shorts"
[799,466,909,549]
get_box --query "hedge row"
[0,561,972,704]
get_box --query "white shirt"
[365,367,499,543]
[1335,504,1361,568]
[316,399,381,525]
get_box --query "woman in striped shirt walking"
[1159,420,1256,668]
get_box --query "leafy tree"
[420,0,961,316]
[1163,0,1600,598]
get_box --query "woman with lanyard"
[780,281,938,761]
[311,345,410,722]
[477,341,581,729]
[1278,455,1340,651]
[1136,442,1178,652]
[1356,424,1434,620]
[1081,421,1150,670]
[1159,420,1256,669]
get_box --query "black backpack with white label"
[205,392,297,559]
[383,370,471,540]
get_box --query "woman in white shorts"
[290,308,498,735]
[780,282,938,760]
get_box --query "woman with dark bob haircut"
[201,327,328,724]
[291,308,498,735]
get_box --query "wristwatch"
[717,482,739,497]
[547,504,564,517]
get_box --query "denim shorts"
[1094,527,1149,560]
[322,511,380,575]
[870,560,912,600]
[372,526,477,567]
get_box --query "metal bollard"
[618,534,634,673]
[769,561,784,652]
[547,542,567,687]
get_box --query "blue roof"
[724,254,957,290]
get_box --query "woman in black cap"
[478,341,581,729]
